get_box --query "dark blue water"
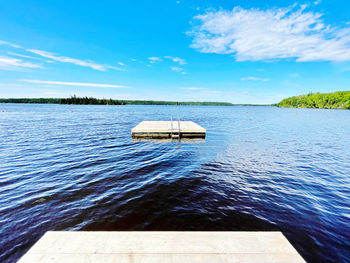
[0,104,349,262]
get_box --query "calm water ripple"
[0,104,350,262]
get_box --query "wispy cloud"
[7,51,46,61]
[164,56,186,65]
[148,57,162,63]
[26,49,110,71]
[0,56,42,70]
[171,66,184,72]
[190,5,350,62]
[178,87,205,90]
[118,62,126,66]
[241,77,270,81]
[19,79,130,88]
[104,65,124,71]
[171,66,187,74]
[0,40,22,48]
[1,40,124,71]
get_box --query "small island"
[277,91,350,109]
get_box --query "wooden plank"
[18,231,305,263]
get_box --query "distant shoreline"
[0,97,272,107]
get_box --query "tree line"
[0,95,233,106]
[60,96,124,105]
[277,91,350,109]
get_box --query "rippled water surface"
[1,104,350,262]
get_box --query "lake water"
[0,104,349,262]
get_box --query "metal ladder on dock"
[170,117,181,139]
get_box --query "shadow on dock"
[132,138,206,143]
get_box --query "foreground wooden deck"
[131,121,206,138]
[18,231,305,262]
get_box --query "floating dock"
[18,231,305,262]
[131,121,206,139]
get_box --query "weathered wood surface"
[18,231,305,263]
[131,121,206,138]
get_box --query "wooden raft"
[131,121,206,138]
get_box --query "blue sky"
[0,0,350,104]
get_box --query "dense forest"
[0,98,62,104]
[0,96,233,106]
[60,96,124,105]
[277,91,350,109]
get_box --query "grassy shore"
[277,91,350,109]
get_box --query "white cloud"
[118,62,126,66]
[314,0,322,5]
[189,5,350,62]
[19,79,130,88]
[26,49,110,71]
[131,58,137,62]
[241,77,270,81]
[148,57,162,63]
[0,56,42,70]
[164,56,187,65]
[171,66,184,72]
